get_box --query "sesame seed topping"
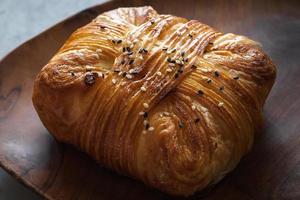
[71,71,75,76]
[233,76,239,80]
[139,112,144,116]
[191,65,197,69]
[197,90,204,95]
[143,112,148,118]
[218,102,224,107]
[157,71,162,76]
[100,25,106,29]
[194,118,200,123]
[121,60,125,65]
[179,122,184,128]
[145,123,150,130]
[127,51,133,56]
[96,49,102,53]
[117,39,122,44]
[126,47,131,52]
[166,68,172,73]
[122,72,127,77]
[151,21,155,25]
[192,105,196,110]
[143,120,148,126]
[112,79,117,85]
[141,86,146,92]
[175,73,179,79]
[188,34,193,38]
[126,74,133,79]
[214,71,220,77]
[180,51,185,57]
[162,47,168,51]
[219,86,224,91]
[85,73,96,86]
[168,63,176,67]
[207,78,212,83]
[148,127,155,131]
[163,112,170,116]
[129,60,134,65]
[143,103,149,109]
[114,69,121,73]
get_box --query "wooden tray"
[1,0,299,199]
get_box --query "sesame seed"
[184,58,189,62]
[191,65,197,69]
[130,44,134,49]
[163,112,170,116]
[148,127,155,131]
[112,79,117,85]
[151,21,155,25]
[207,78,212,83]
[180,51,185,57]
[127,51,133,56]
[71,71,75,76]
[96,49,102,53]
[85,73,96,86]
[143,112,148,118]
[129,60,134,65]
[126,74,133,79]
[143,120,148,126]
[174,73,179,79]
[197,90,204,95]
[194,118,200,123]
[157,71,162,76]
[179,122,184,128]
[143,103,149,109]
[219,86,224,91]
[188,34,193,38]
[192,105,196,110]
[118,71,123,76]
[218,102,224,107]
[121,60,125,65]
[168,63,176,67]
[233,76,239,80]
[128,69,134,74]
[214,71,220,77]
[114,69,121,73]
[117,39,122,44]
[166,68,172,73]
[145,123,150,130]
[141,86,146,92]
[122,72,127,77]
[162,47,168,51]
[100,25,106,29]
[139,112,144,116]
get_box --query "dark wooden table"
[0,0,299,199]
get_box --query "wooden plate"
[1,0,300,199]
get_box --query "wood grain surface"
[0,0,299,199]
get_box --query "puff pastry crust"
[32,6,276,196]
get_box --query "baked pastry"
[32,6,276,196]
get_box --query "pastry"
[32,6,276,196]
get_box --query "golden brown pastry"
[32,6,276,196]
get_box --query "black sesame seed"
[167,57,173,63]
[85,73,96,86]
[71,72,75,76]
[188,34,193,38]
[207,79,212,83]
[131,69,139,74]
[112,39,116,44]
[209,42,213,45]
[122,72,127,77]
[194,118,200,123]
[143,112,148,118]
[184,58,189,62]
[138,48,143,53]
[129,60,134,65]
[114,69,121,73]
[121,60,125,65]
[127,51,133,56]
[233,76,239,80]
[145,123,150,130]
[181,51,185,57]
[175,73,179,79]
[179,122,184,128]
[191,65,197,69]
[197,90,204,95]
[219,86,224,91]
[162,47,168,51]
[178,69,183,74]
[100,25,106,29]
[122,47,126,52]
[143,48,148,53]
[117,39,122,44]
[151,21,155,25]
[214,71,220,77]
[126,47,131,52]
